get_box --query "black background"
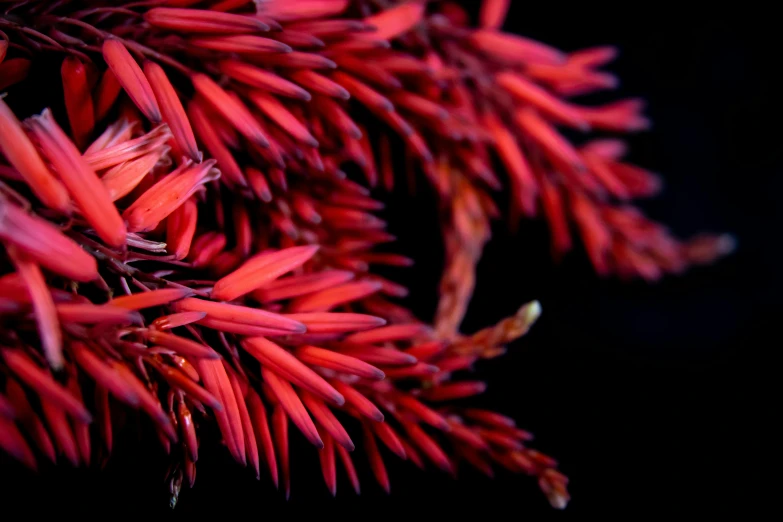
[0,6,774,520]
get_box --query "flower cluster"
[0,0,731,510]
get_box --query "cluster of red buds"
[0,0,732,510]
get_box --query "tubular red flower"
[144,8,271,34]
[143,330,219,359]
[251,51,336,70]
[26,110,127,247]
[60,56,95,149]
[70,342,140,407]
[108,288,193,310]
[187,99,247,187]
[247,389,279,487]
[0,98,70,212]
[8,249,62,369]
[284,313,386,334]
[479,0,511,29]
[289,280,383,312]
[344,323,430,344]
[364,2,425,40]
[247,91,319,147]
[400,419,453,473]
[470,29,566,65]
[363,424,390,492]
[193,35,292,55]
[318,431,337,495]
[6,379,56,463]
[143,61,201,162]
[148,359,221,410]
[219,60,311,100]
[242,337,344,406]
[0,415,38,470]
[289,70,349,99]
[196,359,245,464]
[302,391,354,451]
[226,368,259,477]
[256,1,349,22]
[372,420,407,459]
[102,39,162,123]
[331,381,384,422]
[94,69,122,122]
[101,146,170,202]
[0,33,8,63]
[212,245,320,301]
[295,345,385,380]
[1,348,92,424]
[191,73,270,148]
[85,124,172,171]
[55,303,142,325]
[262,367,323,448]
[0,201,98,282]
[173,297,305,332]
[123,160,219,232]
[166,198,198,260]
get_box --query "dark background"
[1,7,774,519]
